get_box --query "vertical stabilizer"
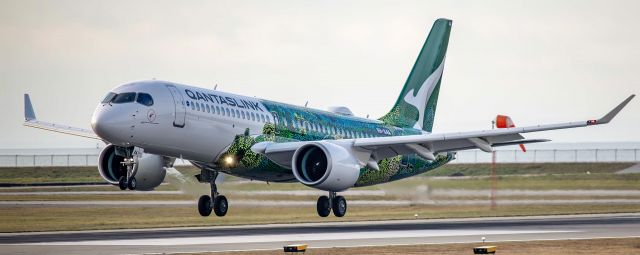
[379,18,452,132]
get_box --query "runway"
[3,198,640,207]
[1,213,639,255]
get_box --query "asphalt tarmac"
[1,213,639,255]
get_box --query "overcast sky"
[1,0,638,149]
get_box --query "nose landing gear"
[196,170,228,217]
[316,191,347,217]
[119,157,138,190]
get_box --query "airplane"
[23,18,634,218]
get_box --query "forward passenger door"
[166,85,186,128]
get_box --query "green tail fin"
[379,18,452,132]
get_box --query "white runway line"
[232,190,386,196]
[0,191,183,195]
[2,199,640,207]
[427,189,640,197]
[5,188,640,197]
[20,229,577,246]
[0,185,112,190]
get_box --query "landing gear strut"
[119,156,138,190]
[316,191,347,217]
[197,170,228,217]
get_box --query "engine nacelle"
[98,145,167,191]
[291,142,361,192]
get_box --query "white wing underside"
[252,95,635,168]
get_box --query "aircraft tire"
[118,176,127,190]
[213,195,228,217]
[127,177,137,190]
[198,195,212,217]
[317,196,331,217]
[332,195,347,217]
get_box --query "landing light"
[224,156,234,165]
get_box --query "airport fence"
[0,148,639,167]
[453,148,640,164]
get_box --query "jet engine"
[98,145,167,191]
[291,142,361,191]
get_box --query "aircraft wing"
[253,94,634,168]
[23,94,101,140]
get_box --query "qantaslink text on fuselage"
[184,89,264,112]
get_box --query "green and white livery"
[380,18,451,132]
[24,18,634,218]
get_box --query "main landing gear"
[118,157,138,190]
[317,191,347,217]
[196,170,228,217]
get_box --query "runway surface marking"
[19,229,575,246]
[1,199,639,207]
[5,189,640,196]
[1,214,637,255]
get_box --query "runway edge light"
[473,245,497,254]
[284,244,307,254]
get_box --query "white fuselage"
[92,80,271,163]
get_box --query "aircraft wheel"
[213,195,228,217]
[198,195,212,217]
[118,176,127,190]
[127,177,137,190]
[332,195,347,217]
[316,196,331,217]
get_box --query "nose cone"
[91,106,132,145]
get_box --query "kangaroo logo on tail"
[403,59,446,130]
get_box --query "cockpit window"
[101,92,117,104]
[136,93,154,106]
[111,92,136,104]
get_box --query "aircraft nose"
[91,106,132,145]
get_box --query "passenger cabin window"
[112,92,136,104]
[136,93,154,106]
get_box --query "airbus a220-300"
[24,19,634,218]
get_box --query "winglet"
[24,94,36,121]
[594,94,635,125]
